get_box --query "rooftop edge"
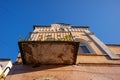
[33,25,89,30]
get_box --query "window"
[80,46,90,53]
[78,44,94,54]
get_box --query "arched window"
[79,44,91,53]
[75,38,94,54]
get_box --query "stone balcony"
[18,41,79,65]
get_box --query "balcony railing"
[24,32,74,41]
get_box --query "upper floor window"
[80,44,90,53]
[78,44,94,54]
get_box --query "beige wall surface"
[76,44,120,64]
[71,32,106,55]
[6,64,120,80]
[107,45,120,55]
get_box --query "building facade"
[0,59,12,80]
[6,23,120,80]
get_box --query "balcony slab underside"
[18,41,79,65]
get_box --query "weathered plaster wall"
[6,64,120,80]
[107,45,120,55]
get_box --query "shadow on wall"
[9,64,71,75]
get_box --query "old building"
[6,23,120,80]
[0,59,12,80]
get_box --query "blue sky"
[0,0,120,61]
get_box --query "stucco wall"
[6,64,120,80]
[107,45,120,55]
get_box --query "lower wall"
[76,55,120,64]
[6,64,120,80]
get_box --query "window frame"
[78,44,95,54]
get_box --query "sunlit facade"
[5,23,120,80]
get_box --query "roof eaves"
[33,25,50,30]
[71,26,89,29]
[0,58,11,61]
[106,44,120,46]
[33,25,89,30]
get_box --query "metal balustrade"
[25,32,74,41]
